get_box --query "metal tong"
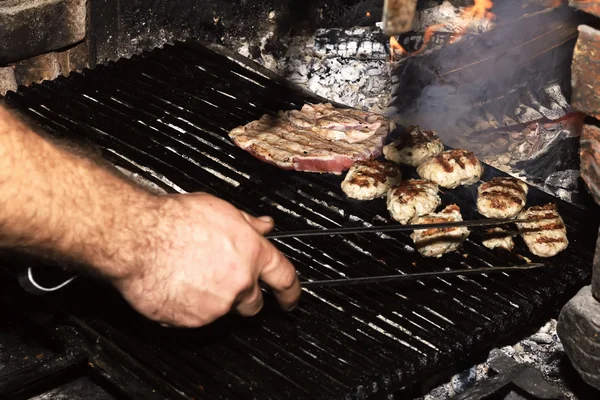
[264,218,542,288]
[300,263,545,288]
[266,218,527,239]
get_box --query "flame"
[366,11,371,17]
[462,0,495,20]
[389,36,407,61]
[388,0,496,61]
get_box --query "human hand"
[111,193,301,328]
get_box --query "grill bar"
[2,40,598,399]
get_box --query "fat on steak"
[516,203,568,258]
[383,125,444,167]
[477,177,528,219]
[228,103,391,174]
[341,160,402,200]
[386,179,441,224]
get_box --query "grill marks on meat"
[482,226,515,251]
[416,149,483,189]
[410,204,470,258]
[477,177,529,219]
[229,103,390,174]
[516,203,568,258]
[383,126,444,167]
[341,161,402,200]
[386,180,441,224]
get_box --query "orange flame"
[389,36,407,61]
[388,0,496,61]
[462,0,495,20]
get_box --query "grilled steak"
[341,161,402,200]
[417,149,483,189]
[228,103,391,174]
[386,179,441,225]
[383,126,444,167]
[410,204,470,258]
[516,203,568,258]
[477,177,528,219]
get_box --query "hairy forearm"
[0,105,161,280]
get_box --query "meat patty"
[416,149,483,189]
[383,125,444,167]
[386,179,441,224]
[477,177,529,219]
[341,161,402,200]
[516,203,568,258]
[410,204,470,258]
[482,227,515,251]
[228,103,391,174]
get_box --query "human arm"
[0,104,301,327]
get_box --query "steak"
[228,103,391,174]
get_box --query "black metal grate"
[2,40,598,400]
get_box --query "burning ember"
[462,0,495,20]
[388,0,496,59]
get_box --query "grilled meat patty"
[516,203,568,258]
[410,204,470,258]
[416,149,483,189]
[477,177,528,219]
[386,179,441,224]
[383,125,444,167]
[341,161,402,200]
[228,103,390,174]
[482,227,515,251]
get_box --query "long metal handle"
[301,263,545,288]
[267,218,528,240]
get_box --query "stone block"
[13,52,61,86]
[570,0,600,18]
[0,0,86,64]
[0,66,17,95]
[572,25,600,119]
[580,124,600,206]
[557,285,600,390]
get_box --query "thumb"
[241,211,275,235]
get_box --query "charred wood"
[387,6,587,143]
[515,135,579,181]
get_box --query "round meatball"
[386,179,441,225]
[341,160,402,200]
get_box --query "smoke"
[386,1,584,146]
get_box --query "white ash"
[413,1,494,34]
[313,26,389,60]
[236,28,392,112]
[545,169,580,191]
[417,319,577,400]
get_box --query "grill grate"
[2,40,598,399]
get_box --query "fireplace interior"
[1,0,600,399]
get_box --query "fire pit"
[1,1,599,399]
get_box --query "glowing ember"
[414,24,445,55]
[462,0,495,20]
[389,36,407,60]
[366,11,371,17]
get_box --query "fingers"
[241,211,275,235]
[256,239,301,311]
[235,283,265,317]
